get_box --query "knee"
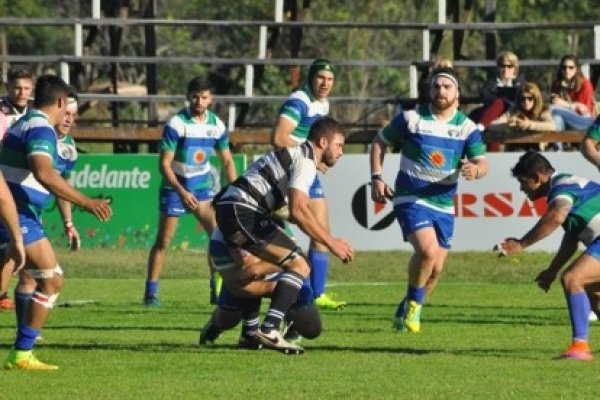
[561,270,580,292]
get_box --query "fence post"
[595,25,600,60]
[228,103,237,132]
[409,65,418,98]
[274,0,284,22]
[422,29,430,61]
[245,64,254,97]
[92,0,101,19]
[60,62,70,84]
[74,23,83,57]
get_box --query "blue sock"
[14,291,33,326]
[407,285,425,305]
[566,291,590,341]
[145,281,159,298]
[309,250,329,298]
[395,297,407,317]
[14,323,40,351]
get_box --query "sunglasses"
[498,64,514,69]
[520,96,534,101]
[561,65,576,70]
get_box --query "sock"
[395,297,407,318]
[14,291,33,326]
[308,249,329,298]
[14,323,40,351]
[566,291,591,341]
[145,280,159,298]
[261,271,304,332]
[407,285,425,305]
[240,297,261,338]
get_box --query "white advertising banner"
[289,152,599,252]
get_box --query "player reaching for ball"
[496,151,600,361]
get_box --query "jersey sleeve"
[25,126,56,159]
[379,112,409,147]
[160,117,181,152]
[214,118,230,151]
[279,98,307,126]
[464,126,487,159]
[288,158,316,194]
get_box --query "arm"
[29,155,111,221]
[501,197,570,255]
[57,196,80,251]
[528,111,557,131]
[581,136,600,169]
[158,150,196,210]
[535,232,578,293]
[288,187,353,262]
[0,172,24,271]
[370,135,394,202]
[270,116,298,149]
[216,147,237,184]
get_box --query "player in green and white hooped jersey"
[144,77,237,306]
[2,75,112,370]
[371,68,488,333]
[270,59,346,310]
[498,151,600,360]
[8,86,82,336]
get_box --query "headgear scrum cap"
[429,67,459,89]
[308,58,335,83]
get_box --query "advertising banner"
[289,152,598,252]
[42,154,246,250]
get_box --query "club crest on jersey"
[447,128,461,138]
[428,150,447,168]
[191,149,206,164]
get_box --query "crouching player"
[496,151,600,361]
[198,226,321,354]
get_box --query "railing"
[1,17,600,140]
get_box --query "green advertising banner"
[42,154,246,250]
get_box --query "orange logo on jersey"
[429,150,446,167]
[193,149,206,164]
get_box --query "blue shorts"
[0,211,45,246]
[394,202,454,249]
[159,187,214,217]
[309,175,325,199]
[585,237,600,260]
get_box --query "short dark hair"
[66,84,79,102]
[33,75,70,109]
[307,116,345,142]
[7,65,34,83]
[511,151,555,179]
[187,77,213,95]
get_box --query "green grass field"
[1,248,598,399]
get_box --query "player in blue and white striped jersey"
[143,77,237,307]
[370,67,488,334]
[214,116,353,354]
[1,75,112,370]
[271,59,346,310]
[498,151,600,361]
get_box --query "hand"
[460,159,479,181]
[514,117,531,131]
[5,240,25,274]
[83,198,112,221]
[370,179,394,204]
[328,237,354,264]
[535,268,557,293]
[493,237,522,257]
[179,190,199,211]
[65,223,81,251]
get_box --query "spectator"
[549,54,595,132]
[0,65,34,140]
[489,82,556,151]
[470,51,525,152]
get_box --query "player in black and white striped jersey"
[213,116,354,354]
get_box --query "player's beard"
[432,96,456,112]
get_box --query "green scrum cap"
[308,58,335,83]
